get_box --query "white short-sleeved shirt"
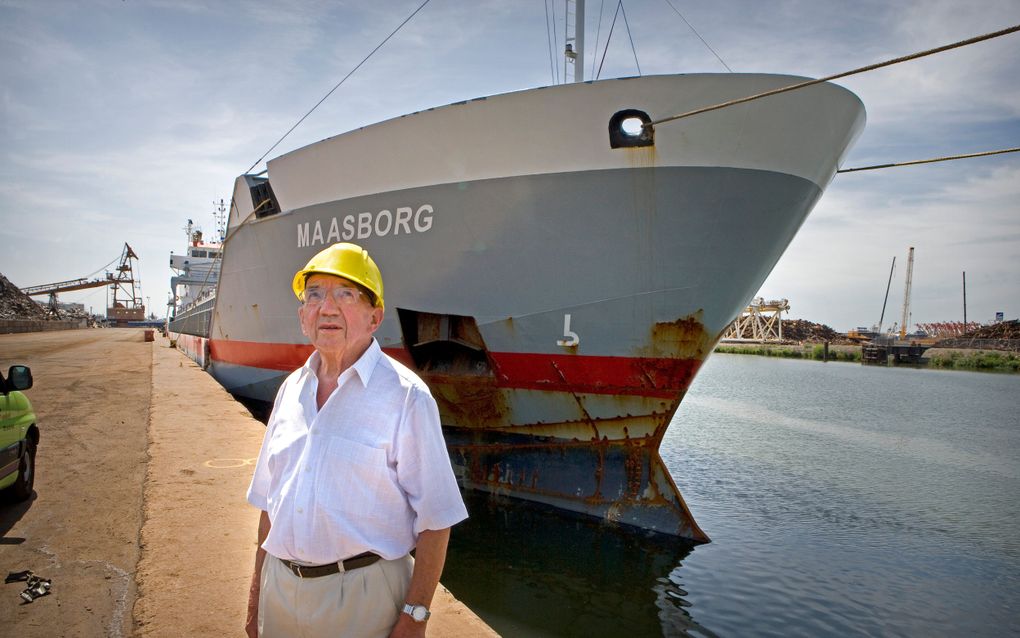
[247,339,468,563]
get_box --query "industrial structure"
[857,246,936,364]
[721,297,791,342]
[20,243,145,325]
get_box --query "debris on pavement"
[5,570,52,604]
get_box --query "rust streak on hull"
[445,424,707,541]
[405,311,715,542]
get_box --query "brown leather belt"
[279,552,381,578]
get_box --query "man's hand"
[387,527,451,638]
[387,611,427,638]
[246,511,271,638]
[245,598,259,638]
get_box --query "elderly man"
[245,242,468,638]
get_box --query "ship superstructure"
[168,201,225,365]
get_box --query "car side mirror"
[7,365,33,391]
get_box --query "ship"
[165,69,864,542]
[167,0,870,539]
[168,201,226,367]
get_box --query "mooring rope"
[837,147,1020,173]
[596,1,623,80]
[661,0,732,72]
[244,0,432,174]
[621,1,641,76]
[223,198,272,242]
[647,24,1020,128]
[545,0,559,85]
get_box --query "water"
[443,354,1020,637]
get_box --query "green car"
[0,365,38,502]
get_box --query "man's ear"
[298,305,308,335]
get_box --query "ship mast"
[213,198,227,243]
[564,0,585,83]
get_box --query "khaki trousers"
[258,554,413,638]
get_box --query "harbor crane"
[20,243,145,322]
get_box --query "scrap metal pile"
[916,322,981,338]
[780,319,855,344]
[0,273,47,320]
[961,319,1020,340]
[0,272,94,322]
[934,319,1020,352]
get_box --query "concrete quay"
[0,328,497,637]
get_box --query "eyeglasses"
[302,286,366,306]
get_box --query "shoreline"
[713,342,1020,373]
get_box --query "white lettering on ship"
[297,205,434,247]
[557,314,580,347]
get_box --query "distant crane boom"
[878,256,896,333]
[900,247,915,339]
[20,243,144,322]
[20,275,121,297]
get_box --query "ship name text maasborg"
[297,204,434,247]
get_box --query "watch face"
[412,606,428,622]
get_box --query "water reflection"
[444,491,718,637]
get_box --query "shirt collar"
[347,338,381,386]
[301,338,381,388]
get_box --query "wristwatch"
[402,603,431,622]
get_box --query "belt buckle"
[292,562,304,578]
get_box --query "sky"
[1,0,1018,331]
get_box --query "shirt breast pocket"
[318,438,396,519]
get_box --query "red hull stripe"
[208,339,700,397]
[209,340,313,371]
[487,351,699,398]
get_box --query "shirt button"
[296,507,303,513]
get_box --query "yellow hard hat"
[292,243,384,309]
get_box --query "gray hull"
[168,296,215,337]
